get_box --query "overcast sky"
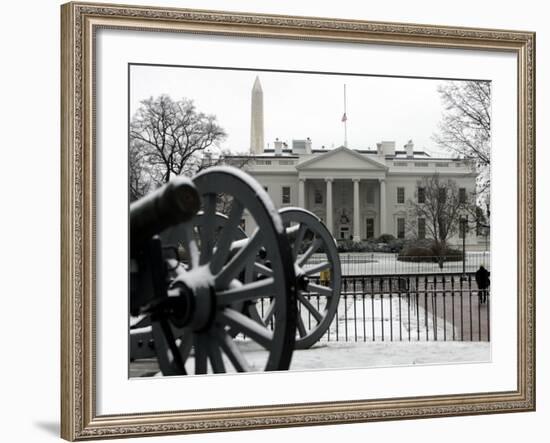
[130,65,461,157]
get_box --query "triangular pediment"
[296,146,387,171]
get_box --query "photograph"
[59,3,535,439]
[128,65,492,377]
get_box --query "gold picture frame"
[61,2,536,440]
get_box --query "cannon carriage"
[130,166,341,375]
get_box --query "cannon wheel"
[151,167,297,375]
[245,208,341,349]
[160,212,247,268]
[281,208,341,348]
[129,213,248,364]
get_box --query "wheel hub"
[170,265,217,331]
[297,273,310,291]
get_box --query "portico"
[296,146,388,240]
[297,177,384,240]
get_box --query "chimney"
[377,141,395,157]
[404,139,414,158]
[305,137,312,154]
[274,138,283,156]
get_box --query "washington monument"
[250,76,264,154]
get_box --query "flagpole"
[344,84,348,148]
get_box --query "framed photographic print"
[61,1,536,440]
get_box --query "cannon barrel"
[130,177,201,250]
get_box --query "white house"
[223,77,481,248]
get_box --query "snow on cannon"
[130,167,298,375]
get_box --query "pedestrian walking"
[475,264,490,304]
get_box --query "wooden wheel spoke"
[263,302,276,324]
[297,237,323,267]
[298,292,324,323]
[199,194,217,265]
[151,320,187,375]
[172,326,194,361]
[219,308,273,349]
[292,224,307,259]
[210,201,244,274]
[216,229,262,288]
[304,261,331,276]
[296,315,307,338]
[253,262,273,277]
[215,328,251,372]
[182,224,200,269]
[247,303,267,327]
[218,278,275,305]
[206,333,226,374]
[193,333,209,374]
[307,282,334,297]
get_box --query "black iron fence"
[299,273,490,343]
[308,252,490,276]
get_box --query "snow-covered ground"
[289,341,490,371]
[307,251,491,275]
[130,341,490,377]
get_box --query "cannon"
[130,166,341,375]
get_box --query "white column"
[298,178,305,208]
[379,178,387,235]
[353,178,361,242]
[325,178,333,235]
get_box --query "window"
[438,187,447,203]
[366,186,375,204]
[314,189,323,204]
[418,218,426,239]
[459,217,468,238]
[366,218,375,239]
[397,187,405,204]
[340,226,349,240]
[397,218,405,239]
[418,187,425,203]
[459,187,467,203]
[282,186,291,204]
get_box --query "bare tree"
[406,174,475,266]
[433,81,491,205]
[129,140,153,201]
[129,94,227,200]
